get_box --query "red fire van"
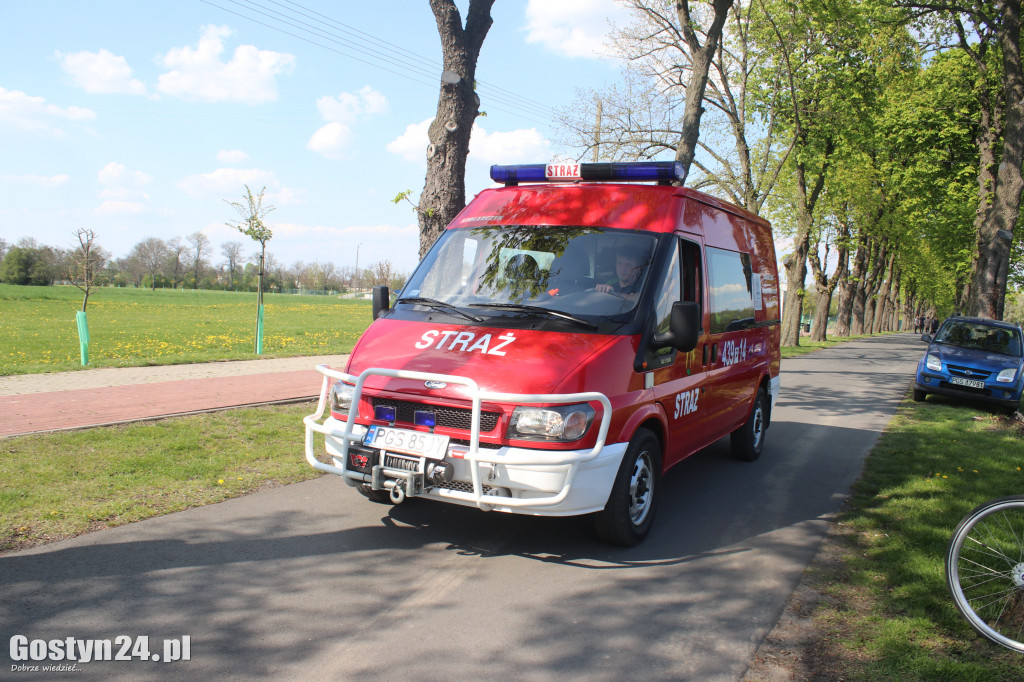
[304,161,781,545]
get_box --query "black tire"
[912,388,926,402]
[946,495,1024,653]
[593,429,661,546]
[357,484,395,504]
[731,387,767,462]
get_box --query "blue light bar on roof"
[489,161,686,186]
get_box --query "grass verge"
[749,393,1024,680]
[0,402,323,554]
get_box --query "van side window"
[706,247,754,334]
[647,238,701,368]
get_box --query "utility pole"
[593,99,602,162]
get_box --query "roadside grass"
[0,284,371,375]
[780,332,885,359]
[798,394,1024,679]
[0,402,324,554]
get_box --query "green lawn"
[0,284,372,375]
[0,402,323,553]
[784,394,1024,679]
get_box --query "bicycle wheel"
[946,495,1024,653]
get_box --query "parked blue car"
[914,316,1024,412]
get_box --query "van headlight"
[926,353,942,371]
[508,404,595,442]
[330,382,356,413]
[997,368,1018,383]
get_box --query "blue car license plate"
[950,376,985,390]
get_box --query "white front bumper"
[303,365,621,517]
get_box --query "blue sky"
[0,0,632,276]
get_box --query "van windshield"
[401,225,659,321]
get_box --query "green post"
[255,303,265,355]
[75,310,90,365]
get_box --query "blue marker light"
[374,405,397,422]
[414,410,437,428]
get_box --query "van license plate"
[950,376,985,389]
[363,426,449,460]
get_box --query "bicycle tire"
[946,495,1024,653]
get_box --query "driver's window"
[647,241,683,369]
[647,238,702,369]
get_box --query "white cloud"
[0,173,71,187]
[267,186,305,207]
[157,25,295,104]
[57,49,147,95]
[523,0,627,59]
[98,161,153,188]
[307,86,389,159]
[95,162,152,214]
[177,167,300,207]
[386,118,432,164]
[386,119,550,165]
[216,149,250,163]
[470,127,550,164]
[307,122,353,159]
[0,86,95,136]
[177,167,277,196]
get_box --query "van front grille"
[370,398,500,433]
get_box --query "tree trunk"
[862,238,887,334]
[843,234,869,336]
[673,0,734,180]
[872,252,895,334]
[418,0,495,258]
[807,222,849,342]
[962,0,1024,320]
[780,249,807,347]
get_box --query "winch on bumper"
[303,365,619,516]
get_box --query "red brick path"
[0,369,326,438]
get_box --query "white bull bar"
[303,365,613,511]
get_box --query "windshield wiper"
[397,297,483,322]
[469,303,596,329]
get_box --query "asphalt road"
[0,334,924,680]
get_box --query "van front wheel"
[731,387,768,462]
[593,429,661,546]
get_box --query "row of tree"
[0,235,406,294]
[548,0,1022,344]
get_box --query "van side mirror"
[920,333,931,343]
[372,285,390,319]
[653,301,699,353]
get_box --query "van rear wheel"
[731,387,767,462]
[593,429,661,546]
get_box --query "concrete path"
[0,355,349,438]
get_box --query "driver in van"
[595,248,645,300]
